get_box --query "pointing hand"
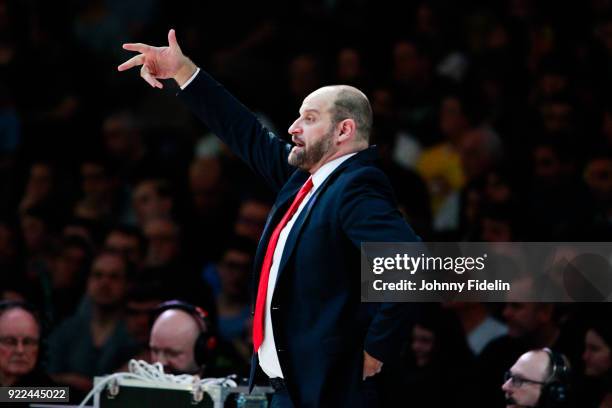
[118,29,196,88]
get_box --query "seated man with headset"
[149,300,247,377]
[502,348,572,408]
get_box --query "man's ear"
[336,119,356,145]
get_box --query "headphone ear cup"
[549,382,568,406]
[194,332,208,367]
[539,382,567,408]
[194,332,218,367]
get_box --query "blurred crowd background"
[0,0,611,407]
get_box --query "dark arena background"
[0,0,611,407]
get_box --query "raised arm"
[118,29,295,192]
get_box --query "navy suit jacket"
[179,70,420,407]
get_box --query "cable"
[78,359,238,407]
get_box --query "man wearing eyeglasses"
[502,349,571,408]
[0,301,54,388]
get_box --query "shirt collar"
[310,152,357,191]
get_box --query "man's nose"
[288,120,301,135]
[15,341,25,353]
[501,378,512,393]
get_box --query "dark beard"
[288,129,334,170]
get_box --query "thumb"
[168,29,180,50]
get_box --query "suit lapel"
[252,146,380,296]
[251,172,308,301]
[273,185,323,285]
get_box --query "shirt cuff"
[180,67,201,90]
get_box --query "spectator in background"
[576,316,612,407]
[445,302,508,355]
[416,93,473,232]
[75,157,128,222]
[104,224,146,271]
[391,38,438,140]
[202,236,255,364]
[47,250,136,393]
[188,157,225,219]
[143,216,180,269]
[459,125,503,183]
[502,348,572,408]
[479,201,522,241]
[131,178,174,227]
[50,236,93,325]
[582,152,612,239]
[20,206,56,259]
[484,167,518,204]
[149,301,246,377]
[538,95,576,135]
[120,284,165,365]
[601,385,612,408]
[233,196,272,243]
[19,207,58,310]
[370,120,432,237]
[377,306,478,407]
[283,54,321,123]
[335,47,367,90]
[62,217,105,249]
[0,301,56,408]
[102,110,155,183]
[18,161,60,216]
[149,304,208,375]
[0,283,29,304]
[528,139,591,240]
[73,0,128,62]
[529,61,571,108]
[479,303,583,407]
[141,215,216,317]
[185,157,236,262]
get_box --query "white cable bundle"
[78,359,238,407]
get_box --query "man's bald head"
[316,85,373,143]
[502,349,558,408]
[149,309,204,374]
[520,350,552,381]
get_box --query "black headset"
[538,348,571,408]
[153,300,217,368]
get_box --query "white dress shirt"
[258,152,356,378]
[180,68,201,90]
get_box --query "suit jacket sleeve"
[178,70,295,192]
[339,166,421,364]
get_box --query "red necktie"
[253,177,314,352]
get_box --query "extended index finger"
[122,43,153,53]
[117,54,145,71]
